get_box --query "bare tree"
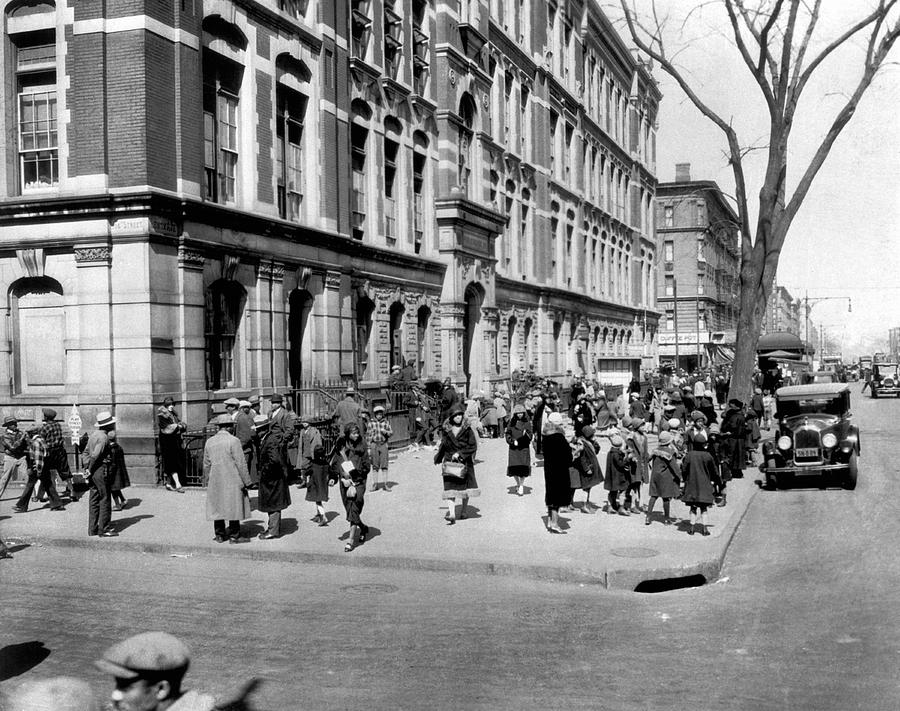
[619,0,900,401]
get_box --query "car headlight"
[777,435,792,450]
[821,433,838,448]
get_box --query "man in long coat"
[233,400,257,486]
[254,415,290,539]
[719,398,747,481]
[203,414,252,543]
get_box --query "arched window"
[350,99,372,240]
[416,305,431,376]
[507,315,518,372]
[523,317,533,366]
[412,131,429,254]
[355,293,375,380]
[384,116,403,244]
[551,320,562,374]
[457,93,476,197]
[388,301,405,370]
[288,289,313,388]
[10,276,64,393]
[205,279,246,390]
[275,54,310,222]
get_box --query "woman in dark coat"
[720,398,747,479]
[604,434,633,516]
[505,404,532,496]
[571,425,603,513]
[255,416,291,539]
[645,430,680,526]
[330,423,371,551]
[156,397,186,492]
[540,412,572,533]
[434,406,479,524]
[107,430,130,511]
[305,442,333,526]
[681,430,718,536]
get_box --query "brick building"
[655,164,740,372]
[0,0,659,482]
[762,285,802,337]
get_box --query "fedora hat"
[96,411,116,428]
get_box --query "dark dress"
[681,449,717,506]
[157,407,185,475]
[720,406,747,476]
[573,437,603,490]
[604,448,631,492]
[257,432,291,513]
[505,418,533,478]
[434,421,479,498]
[330,437,370,525]
[305,446,331,503]
[648,447,680,499]
[541,431,573,509]
[108,442,130,492]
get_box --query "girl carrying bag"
[441,460,467,480]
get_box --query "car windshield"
[777,397,844,418]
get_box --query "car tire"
[764,460,778,490]
[871,390,878,399]
[843,452,858,490]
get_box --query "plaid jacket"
[28,435,47,475]
[3,429,28,458]
[41,420,64,449]
[366,418,393,445]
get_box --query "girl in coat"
[330,423,371,551]
[434,406,479,524]
[106,430,130,511]
[305,440,333,526]
[541,412,572,533]
[505,404,533,496]
[624,418,649,514]
[645,431,680,526]
[254,416,291,539]
[604,434,633,516]
[572,425,603,513]
[681,430,718,536]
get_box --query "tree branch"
[723,0,777,112]
[789,0,822,94]
[757,0,787,76]
[776,0,802,112]
[733,0,779,81]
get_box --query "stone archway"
[462,282,485,394]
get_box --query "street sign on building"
[67,405,82,446]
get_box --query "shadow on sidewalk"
[123,497,143,509]
[111,514,154,532]
[0,640,51,681]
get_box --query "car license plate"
[795,447,819,458]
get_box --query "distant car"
[870,362,900,398]
[759,383,859,490]
[810,370,838,384]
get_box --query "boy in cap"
[95,631,215,711]
[366,404,393,492]
[38,407,75,501]
[14,423,65,513]
[604,433,633,516]
[0,415,29,499]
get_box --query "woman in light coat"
[203,415,252,543]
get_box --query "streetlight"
[804,292,851,363]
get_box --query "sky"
[613,1,900,358]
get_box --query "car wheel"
[843,452,858,490]
[764,460,778,490]
[871,390,878,398]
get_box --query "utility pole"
[673,277,680,372]
[696,284,701,370]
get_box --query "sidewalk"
[0,436,758,591]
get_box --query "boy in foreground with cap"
[0,415,29,499]
[13,423,65,513]
[366,404,393,492]
[95,631,216,711]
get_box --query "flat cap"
[95,632,190,679]
[253,414,269,428]
[3,415,17,427]
[238,400,252,409]
[270,393,283,404]
[212,414,234,426]
[223,397,240,407]
[42,407,57,420]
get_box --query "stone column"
[440,302,466,384]
[481,306,499,388]
[176,243,207,410]
[258,261,287,391]
[322,270,350,380]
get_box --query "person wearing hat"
[157,397,186,493]
[0,415,29,500]
[697,390,718,426]
[388,364,403,389]
[628,391,648,421]
[5,676,101,711]
[719,398,747,481]
[95,631,215,710]
[571,425,603,513]
[680,430,718,536]
[223,397,240,417]
[299,416,330,526]
[13,423,65,513]
[592,392,618,432]
[203,414,252,543]
[624,417,649,514]
[439,378,459,424]
[330,422,371,551]
[37,407,75,502]
[254,414,291,539]
[332,388,362,433]
[233,400,257,488]
[82,412,119,536]
[571,392,594,437]
[604,433,633,516]
[366,404,393,492]
[505,404,533,496]
[248,395,261,416]
[540,411,571,532]
[645,430,680,526]
[434,405,479,525]
[105,427,131,512]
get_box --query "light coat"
[203,429,252,521]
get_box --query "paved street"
[2,390,899,709]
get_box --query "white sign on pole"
[68,404,83,445]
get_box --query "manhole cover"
[611,547,660,558]
[339,583,399,594]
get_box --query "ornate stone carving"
[324,271,342,290]
[177,246,206,270]
[16,248,44,278]
[222,254,240,281]
[448,67,457,86]
[480,263,494,285]
[74,246,110,265]
[258,261,285,281]
[459,257,475,280]
[481,91,489,109]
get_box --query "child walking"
[366,405,393,492]
[624,417,649,513]
[680,430,718,535]
[504,404,533,496]
[604,434,633,516]
[645,431,680,526]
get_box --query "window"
[351,0,372,59]
[664,240,674,262]
[203,51,243,204]
[665,275,674,297]
[383,118,401,244]
[14,29,58,193]
[519,85,529,157]
[350,101,371,240]
[519,189,530,276]
[416,305,431,374]
[205,279,246,390]
[355,295,375,380]
[698,311,706,331]
[504,71,513,146]
[276,85,306,221]
[413,136,427,254]
[323,48,335,90]
[458,94,476,197]
[412,0,429,94]
[549,111,558,177]
[564,123,573,182]
[664,205,674,227]
[10,276,65,393]
[384,0,402,78]
[666,311,674,331]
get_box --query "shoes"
[311,514,322,523]
[581,506,595,514]
[631,505,642,514]
[446,518,456,526]
[99,530,118,537]
[258,532,279,540]
[214,535,228,543]
[0,546,11,559]
[701,526,710,537]
[318,517,329,527]
[175,488,185,493]
[664,518,674,526]
[617,509,631,517]
[12,506,27,513]
[113,505,123,511]
[344,542,355,552]
[165,485,175,491]
[229,536,250,544]
[645,517,651,526]
[547,525,565,534]
[688,526,695,536]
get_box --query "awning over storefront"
[711,345,734,364]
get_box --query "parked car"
[870,362,900,398]
[810,369,838,384]
[759,383,859,490]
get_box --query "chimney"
[675,163,692,182]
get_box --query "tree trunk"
[729,288,766,405]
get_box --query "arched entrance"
[288,289,313,388]
[462,283,485,394]
[389,301,405,369]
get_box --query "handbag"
[441,460,467,480]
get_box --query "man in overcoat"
[233,400,257,487]
[254,414,291,539]
[84,411,117,536]
[203,414,252,543]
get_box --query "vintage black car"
[870,362,900,398]
[759,383,859,490]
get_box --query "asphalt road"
[2,388,898,710]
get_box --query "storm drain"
[634,574,707,593]
[339,583,399,594]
